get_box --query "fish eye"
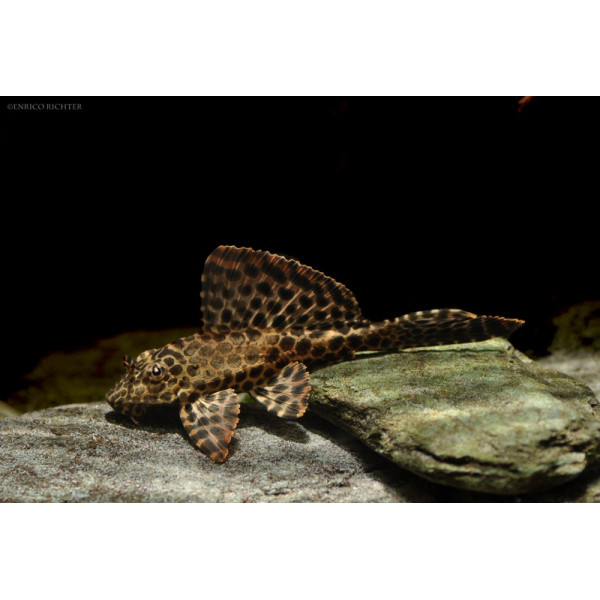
[149,362,166,382]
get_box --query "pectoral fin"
[179,389,240,463]
[253,361,310,419]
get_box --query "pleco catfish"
[106,246,523,463]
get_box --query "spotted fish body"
[106,245,523,462]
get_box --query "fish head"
[106,346,183,411]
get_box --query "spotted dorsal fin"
[201,245,366,332]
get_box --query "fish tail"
[353,309,524,351]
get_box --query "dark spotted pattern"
[347,309,524,351]
[179,389,240,462]
[253,362,310,418]
[106,245,524,463]
[200,245,368,332]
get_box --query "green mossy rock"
[0,401,19,418]
[5,329,196,413]
[550,301,600,353]
[309,339,600,495]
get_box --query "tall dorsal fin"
[201,245,366,332]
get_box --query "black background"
[1,97,597,394]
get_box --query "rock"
[538,351,600,400]
[532,337,600,502]
[308,338,600,495]
[0,402,445,502]
[538,301,600,399]
[0,400,19,419]
[550,301,600,353]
